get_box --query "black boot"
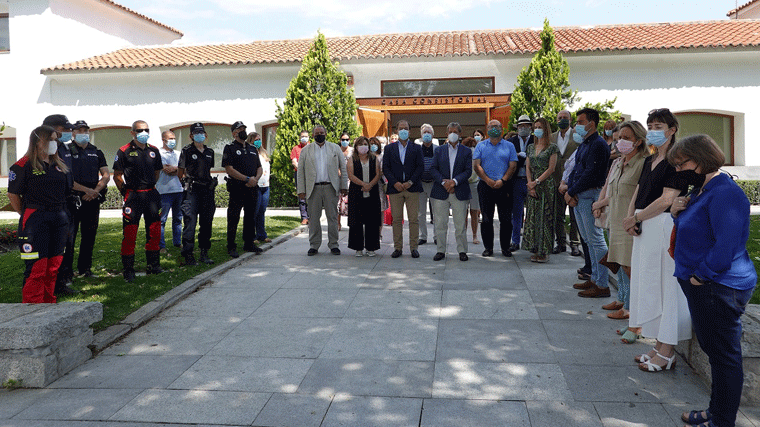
[199,249,214,265]
[122,255,136,282]
[146,251,163,275]
[183,252,197,266]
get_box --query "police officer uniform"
[8,132,72,303]
[113,135,163,281]
[61,120,107,278]
[178,123,217,265]
[222,121,262,257]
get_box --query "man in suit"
[383,119,424,258]
[551,109,582,256]
[430,122,472,261]
[507,114,535,252]
[297,125,349,256]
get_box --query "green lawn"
[747,217,760,304]
[0,216,301,330]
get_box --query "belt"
[25,204,65,211]
[314,182,331,186]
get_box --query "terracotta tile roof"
[728,0,759,16]
[43,20,760,73]
[98,0,183,36]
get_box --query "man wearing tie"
[430,122,473,261]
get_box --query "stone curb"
[90,224,307,353]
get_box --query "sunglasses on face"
[135,129,150,133]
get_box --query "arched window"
[89,126,133,169]
[1,125,16,176]
[170,123,232,171]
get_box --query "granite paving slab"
[436,319,556,363]
[320,396,423,427]
[593,402,679,427]
[319,318,438,361]
[419,398,530,427]
[161,286,278,318]
[47,355,200,389]
[345,289,442,319]
[544,319,651,366]
[0,389,46,419]
[440,289,539,319]
[251,288,359,318]
[531,288,619,321]
[12,389,143,421]
[525,401,604,427]
[253,393,332,427]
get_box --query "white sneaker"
[366,251,376,257]
[355,250,364,257]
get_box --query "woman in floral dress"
[523,117,558,262]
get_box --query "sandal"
[607,308,629,319]
[473,236,480,244]
[620,329,640,344]
[635,347,657,363]
[681,409,711,425]
[685,420,716,427]
[639,352,676,372]
[602,301,624,310]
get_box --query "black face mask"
[314,134,326,143]
[680,169,706,189]
[238,130,247,141]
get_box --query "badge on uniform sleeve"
[124,207,132,215]
[192,154,198,160]
[149,152,156,158]
[8,171,15,181]
[20,243,39,260]
[236,150,241,155]
[114,154,119,162]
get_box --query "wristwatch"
[500,178,508,184]
[535,179,541,185]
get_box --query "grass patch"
[0,216,301,330]
[748,217,760,304]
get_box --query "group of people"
[8,115,271,299]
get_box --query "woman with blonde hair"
[8,125,71,303]
[246,132,271,243]
[523,117,558,262]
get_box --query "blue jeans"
[679,278,754,427]
[511,177,527,246]
[618,269,630,309]
[160,192,183,249]
[573,188,609,288]
[255,187,270,240]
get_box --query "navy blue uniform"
[178,143,216,255]
[222,141,261,251]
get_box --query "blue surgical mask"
[398,129,409,141]
[340,140,349,147]
[193,133,206,143]
[422,133,433,144]
[574,124,588,138]
[533,129,544,138]
[605,129,613,137]
[74,134,90,145]
[60,132,72,143]
[474,135,482,142]
[646,130,668,147]
[572,132,584,143]
[370,144,378,152]
[447,133,459,143]
[253,139,262,149]
[166,139,176,149]
[136,131,149,144]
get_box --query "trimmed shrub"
[737,180,760,205]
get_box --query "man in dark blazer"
[550,109,582,256]
[430,122,472,261]
[383,119,424,258]
[507,114,535,252]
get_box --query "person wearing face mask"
[8,126,72,303]
[603,120,621,165]
[623,108,690,370]
[591,121,648,323]
[369,137,388,240]
[430,122,472,261]
[60,120,109,282]
[223,121,263,258]
[346,136,382,256]
[507,115,535,252]
[338,132,353,231]
[523,118,558,263]
[248,132,272,244]
[551,110,582,257]
[178,123,217,266]
[462,136,481,244]
[297,125,349,255]
[565,108,611,299]
[669,135,756,427]
[291,130,311,225]
[383,120,424,258]
[112,120,164,282]
[416,123,438,245]
[472,129,485,144]
[158,130,183,256]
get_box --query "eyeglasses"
[674,158,691,168]
[134,128,150,133]
[340,139,350,142]
[648,108,671,116]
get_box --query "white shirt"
[314,142,330,183]
[258,155,270,188]
[517,136,529,177]
[447,142,458,185]
[156,147,182,194]
[398,140,409,181]
[556,129,570,156]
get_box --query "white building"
[3,1,760,178]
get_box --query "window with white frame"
[171,124,232,171]
[0,1,9,53]
[675,112,734,165]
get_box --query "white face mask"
[47,140,58,155]
[448,133,459,143]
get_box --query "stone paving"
[2,217,759,427]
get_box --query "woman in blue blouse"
[669,134,756,427]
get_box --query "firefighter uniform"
[222,133,262,256]
[113,140,163,280]
[61,123,107,278]
[178,126,217,265]
[8,155,71,303]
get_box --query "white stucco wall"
[0,0,180,168]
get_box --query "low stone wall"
[0,303,102,388]
[675,304,760,406]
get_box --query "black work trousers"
[61,198,101,276]
[182,188,216,255]
[227,185,259,251]
[477,180,514,253]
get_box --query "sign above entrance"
[357,94,510,108]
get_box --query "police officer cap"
[516,115,532,125]
[190,122,206,134]
[72,120,89,130]
[42,114,73,130]
[230,121,246,132]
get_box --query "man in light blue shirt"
[157,130,183,254]
[473,120,518,257]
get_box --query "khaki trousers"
[388,190,419,251]
[432,194,469,254]
[307,184,340,250]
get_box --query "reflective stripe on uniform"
[20,252,40,260]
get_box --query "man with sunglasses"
[113,120,164,282]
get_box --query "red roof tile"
[43,20,760,73]
[98,0,183,36]
[728,0,759,16]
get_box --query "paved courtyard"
[1,217,759,427]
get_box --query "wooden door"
[489,103,512,128]
[357,107,388,137]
